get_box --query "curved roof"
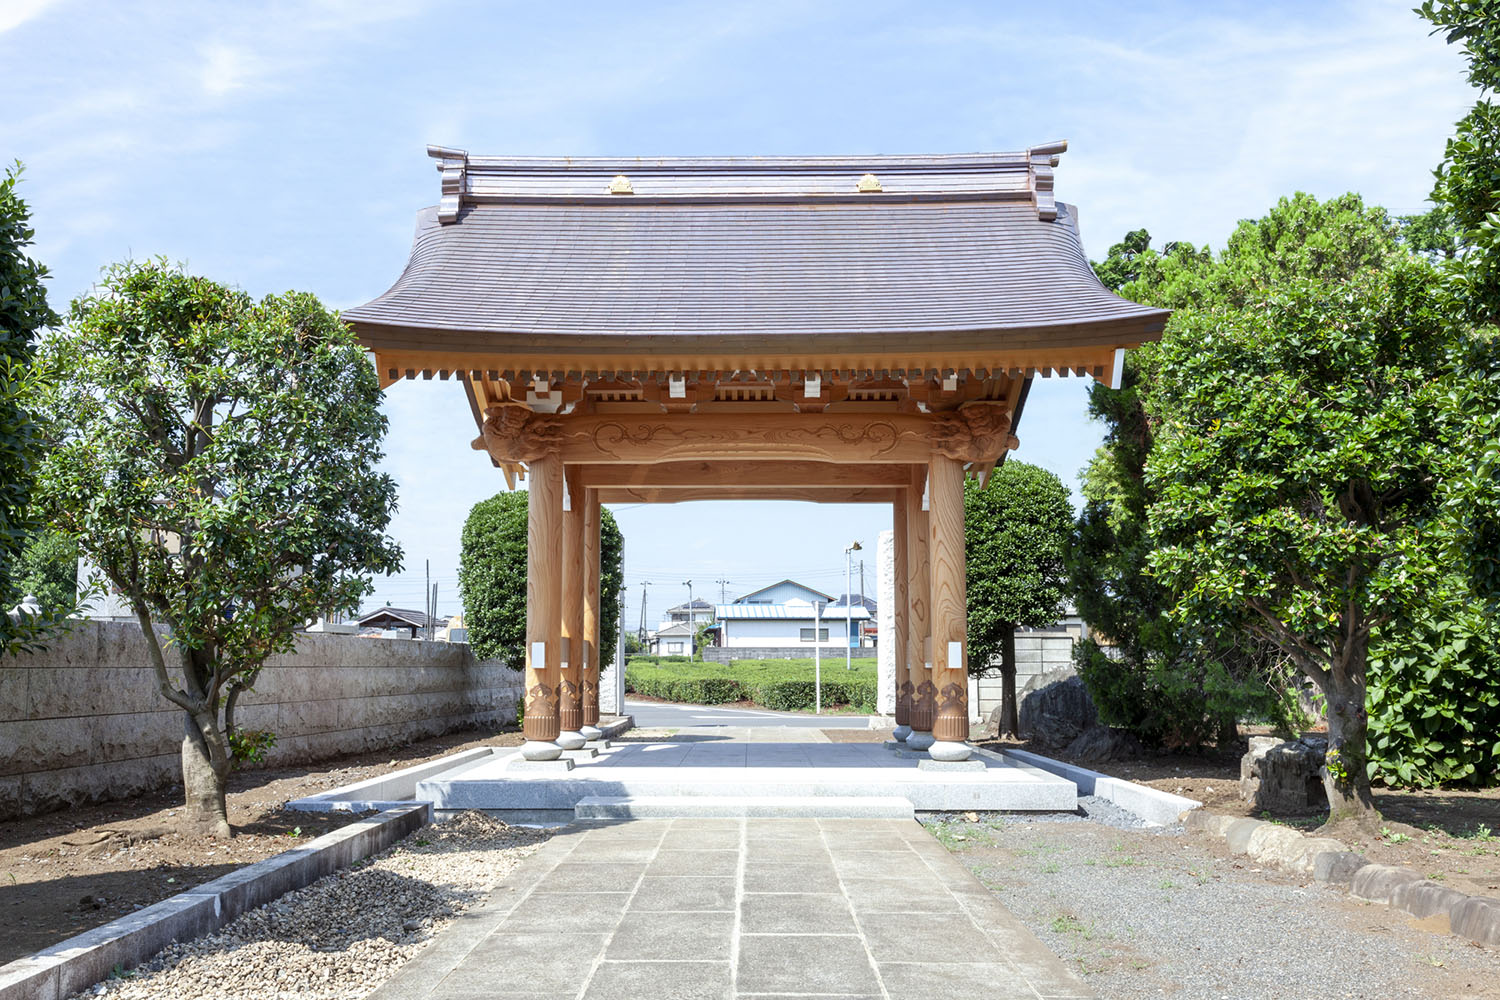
[343,146,1168,370]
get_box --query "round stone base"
[929,740,972,762]
[521,740,562,761]
[556,730,587,750]
[892,725,912,743]
[579,725,603,742]
[906,730,935,751]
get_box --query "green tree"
[1069,234,1288,749]
[8,530,77,614]
[1420,0,1500,323]
[1144,243,1493,821]
[0,162,61,652]
[459,490,624,669]
[32,260,402,836]
[964,461,1073,736]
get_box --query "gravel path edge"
[1185,808,1500,949]
[0,804,428,1000]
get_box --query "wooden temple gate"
[345,144,1167,762]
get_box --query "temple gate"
[344,144,1167,762]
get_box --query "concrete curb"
[997,748,1201,827]
[1182,810,1500,950]
[0,805,428,1000]
[284,718,635,815]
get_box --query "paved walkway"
[373,817,1091,1000]
[624,699,877,730]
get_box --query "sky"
[1,0,1478,630]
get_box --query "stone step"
[573,795,915,820]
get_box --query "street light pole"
[844,540,862,671]
[813,599,822,715]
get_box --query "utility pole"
[716,578,731,604]
[683,580,694,660]
[844,540,862,670]
[425,560,431,640]
[813,599,823,715]
[637,581,652,644]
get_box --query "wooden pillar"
[582,486,602,732]
[557,468,586,749]
[928,452,971,761]
[522,451,563,759]
[892,488,911,740]
[905,466,934,749]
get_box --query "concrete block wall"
[0,620,523,820]
[973,633,1077,719]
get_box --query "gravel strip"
[925,813,1500,999]
[923,795,1163,830]
[72,813,548,1000]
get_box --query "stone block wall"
[0,620,524,819]
[973,633,1077,719]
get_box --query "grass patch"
[625,656,879,711]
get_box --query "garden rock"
[1016,671,1096,748]
[1062,724,1141,763]
[1451,895,1500,947]
[1240,734,1328,813]
[1350,863,1426,904]
[1314,850,1369,884]
[1390,879,1469,921]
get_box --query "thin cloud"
[0,0,61,34]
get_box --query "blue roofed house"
[713,580,872,658]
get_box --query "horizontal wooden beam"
[573,461,915,488]
[597,487,900,505]
[551,412,935,465]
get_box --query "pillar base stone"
[928,740,972,762]
[556,730,587,750]
[521,740,563,761]
[906,730,935,751]
[579,725,603,741]
[892,725,912,743]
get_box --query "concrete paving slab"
[418,728,1077,820]
[367,816,1091,1000]
[630,875,738,912]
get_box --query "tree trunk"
[1321,634,1378,827]
[999,622,1019,738]
[180,713,231,838]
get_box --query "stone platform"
[417,731,1077,822]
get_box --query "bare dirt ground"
[979,734,1500,898]
[0,726,522,965]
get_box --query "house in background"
[356,606,448,639]
[648,598,716,655]
[711,580,871,658]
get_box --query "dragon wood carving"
[930,404,1017,465]
[471,402,563,464]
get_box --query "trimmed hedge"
[625,656,879,712]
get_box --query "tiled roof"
[716,604,869,620]
[344,147,1168,362]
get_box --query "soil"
[821,728,888,743]
[979,733,1500,899]
[0,726,523,966]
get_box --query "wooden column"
[928,452,972,761]
[891,488,911,740]
[905,467,934,750]
[582,486,602,732]
[557,468,586,749]
[522,451,563,759]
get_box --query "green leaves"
[30,258,403,710]
[963,462,1072,676]
[458,491,624,668]
[0,161,61,654]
